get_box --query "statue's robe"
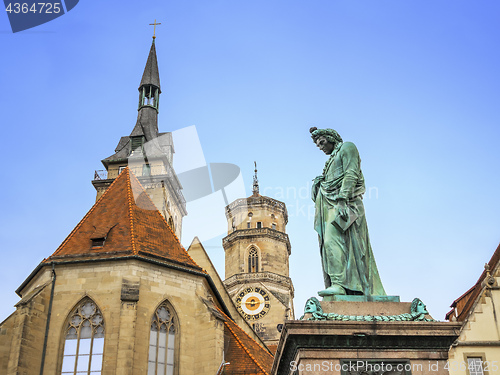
[312,141,386,295]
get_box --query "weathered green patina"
[299,297,435,322]
[310,127,385,297]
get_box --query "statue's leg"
[318,220,348,296]
[318,236,330,288]
[348,198,386,296]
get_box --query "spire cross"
[149,19,161,39]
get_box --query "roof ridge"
[125,167,137,254]
[127,170,200,267]
[51,170,127,256]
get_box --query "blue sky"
[1,0,500,322]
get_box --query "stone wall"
[1,259,224,375]
[0,283,50,375]
[225,236,290,279]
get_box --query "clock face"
[235,286,271,320]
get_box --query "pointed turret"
[130,38,162,146]
[139,40,161,92]
[93,36,187,241]
[137,39,161,113]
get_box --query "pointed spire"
[252,161,259,196]
[139,39,161,92]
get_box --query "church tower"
[0,34,276,375]
[223,164,294,350]
[92,37,186,240]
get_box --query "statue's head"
[309,128,343,155]
[410,298,429,315]
[304,297,323,314]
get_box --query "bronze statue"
[310,127,385,296]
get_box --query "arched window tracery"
[148,302,177,375]
[61,298,104,374]
[248,247,259,273]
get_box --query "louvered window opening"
[131,137,143,153]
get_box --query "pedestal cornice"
[272,320,462,375]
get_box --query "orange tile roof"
[266,344,278,355]
[216,307,274,375]
[446,242,500,321]
[44,168,202,271]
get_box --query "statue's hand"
[337,199,348,221]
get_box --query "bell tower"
[223,164,294,350]
[92,37,186,240]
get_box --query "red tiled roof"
[44,168,202,271]
[266,344,278,355]
[216,307,274,375]
[446,242,500,321]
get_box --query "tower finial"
[252,161,259,196]
[149,19,161,40]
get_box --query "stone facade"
[0,259,226,375]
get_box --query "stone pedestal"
[272,301,462,375]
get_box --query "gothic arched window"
[148,302,177,375]
[61,298,105,374]
[248,247,259,273]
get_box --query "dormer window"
[91,237,105,248]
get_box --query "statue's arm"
[338,142,361,200]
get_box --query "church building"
[0,36,287,375]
